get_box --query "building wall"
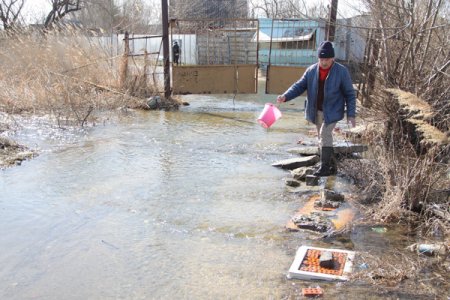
[257,17,367,68]
[196,31,257,65]
[334,16,369,62]
[257,18,326,68]
[170,0,248,19]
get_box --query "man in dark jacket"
[277,41,356,176]
[173,41,180,65]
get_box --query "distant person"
[276,41,356,176]
[172,41,180,65]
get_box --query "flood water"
[0,87,434,299]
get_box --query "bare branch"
[0,0,25,30]
[44,0,82,29]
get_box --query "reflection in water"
[331,208,355,230]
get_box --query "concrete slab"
[333,142,368,154]
[272,156,319,170]
[287,142,368,156]
[287,146,319,156]
[287,245,355,281]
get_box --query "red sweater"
[317,66,331,111]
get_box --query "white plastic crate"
[287,245,355,281]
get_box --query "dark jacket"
[282,62,356,124]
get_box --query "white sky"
[23,0,366,24]
[22,0,51,23]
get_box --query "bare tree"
[0,0,25,30]
[119,0,151,33]
[76,0,121,31]
[248,0,327,19]
[170,0,247,20]
[362,0,449,130]
[78,0,158,33]
[46,0,160,34]
[44,0,82,29]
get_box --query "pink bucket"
[257,103,282,128]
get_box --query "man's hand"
[347,117,356,128]
[276,95,286,103]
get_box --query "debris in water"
[288,245,355,281]
[101,239,120,250]
[371,227,387,233]
[302,286,323,297]
[407,243,448,256]
[291,213,334,233]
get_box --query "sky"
[22,0,51,23]
[23,0,366,23]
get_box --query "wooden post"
[326,0,338,41]
[266,18,275,94]
[144,50,149,91]
[119,31,130,89]
[162,0,171,98]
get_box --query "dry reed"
[0,28,171,127]
[351,250,449,296]
[341,90,449,238]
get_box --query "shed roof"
[254,28,315,42]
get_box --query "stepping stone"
[287,146,319,156]
[306,175,320,186]
[287,143,368,156]
[321,189,345,202]
[291,167,315,181]
[285,179,301,187]
[319,251,336,269]
[333,143,368,154]
[315,199,341,209]
[291,213,334,233]
[272,156,319,170]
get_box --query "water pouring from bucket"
[257,103,282,128]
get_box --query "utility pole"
[326,0,338,41]
[162,0,171,98]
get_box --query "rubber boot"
[318,147,337,174]
[329,151,337,175]
[313,147,335,177]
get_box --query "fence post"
[144,50,149,87]
[119,31,130,89]
[326,0,338,41]
[162,0,171,98]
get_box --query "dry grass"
[408,119,448,146]
[0,135,35,169]
[341,90,449,238]
[0,29,176,127]
[0,30,118,124]
[351,250,449,295]
[386,89,434,120]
